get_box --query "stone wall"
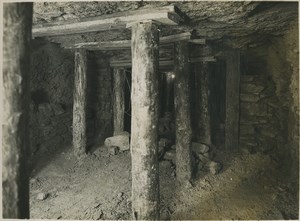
[266,21,299,183]
[239,74,282,153]
[239,20,298,184]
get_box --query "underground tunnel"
[2,1,299,220]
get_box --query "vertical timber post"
[225,51,240,151]
[195,62,211,145]
[73,49,88,158]
[2,3,33,218]
[164,72,174,113]
[113,68,125,135]
[130,21,160,220]
[174,41,192,183]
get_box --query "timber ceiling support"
[174,41,193,184]
[109,56,216,68]
[130,20,160,220]
[32,5,183,37]
[195,62,212,145]
[73,49,88,159]
[112,68,126,135]
[113,6,185,220]
[194,44,214,145]
[225,51,241,152]
[3,3,33,219]
[61,32,206,50]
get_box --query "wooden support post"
[73,49,88,158]
[130,21,160,220]
[2,3,33,218]
[113,68,125,135]
[163,72,174,113]
[174,41,192,183]
[225,51,240,151]
[195,62,211,144]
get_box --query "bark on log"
[195,62,211,144]
[174,41,192,183]
[2,3,33,218]
[113,68,125,135]
[130,21,160,220]
[73,49,88,158]
[225,51,240,151]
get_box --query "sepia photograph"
[2,1,299,220]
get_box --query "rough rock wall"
[266,21,299,183]
[30,40,74,155]
[239,74,282,153]
[29,41,113,155]
[239,20,299,184]
[91,54,113,143]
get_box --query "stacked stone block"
[239,75,282,153]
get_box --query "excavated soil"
[29,143,298,220]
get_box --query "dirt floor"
[29,142,298,220]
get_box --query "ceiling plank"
[66,40,131,50]
[62,32,205,50]
[32,5,184,37]
[189,39,206,44]
[110,56,216,68]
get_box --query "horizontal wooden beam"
[66,40,131,50]
[32,6,184,37]
[189,39,206,44]
[62,32,205,50]
[110,56,216,68]
[191,56,216,62]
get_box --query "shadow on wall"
[29,43,115,174]
[31,89,49,109]
[29,39,75,174]
[87,52,114,148]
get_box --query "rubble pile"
[159,138,223,176]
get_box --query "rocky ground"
[30,140,298,220]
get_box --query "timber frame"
[32,5,184,37]
[61,32,206,50]
[3,3,242,220]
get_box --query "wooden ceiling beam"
[110,56,216,68]
[32,5,184,37]
[62,32,206,50]
[65,40,131,50]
